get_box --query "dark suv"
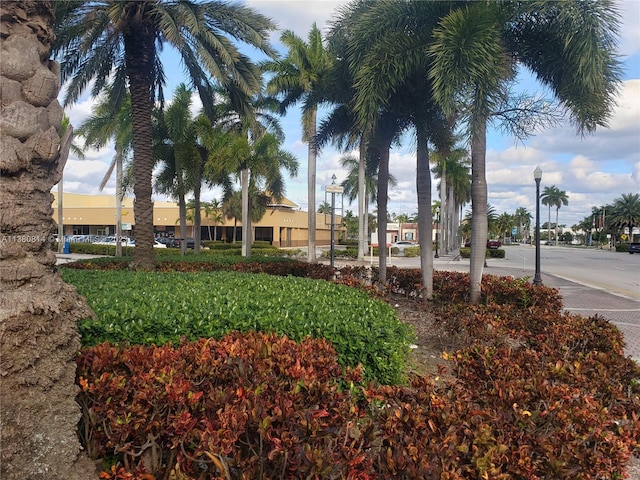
[464,239,502,249]
[628,242,640,254]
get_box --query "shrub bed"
[66,258,640,479]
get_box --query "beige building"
[52,192,343,247]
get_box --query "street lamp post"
[325,174,343,268]
[533,166,543,285]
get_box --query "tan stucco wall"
[52,193,343,246]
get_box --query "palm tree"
[541,185,569,246]
[154,84,202,255]
[57,114,85,254]
[335,0,456,294]
[496,212,515,243]
[514,207,533,243]
[431,145,470,253]
[203,200,223,241]
[76,88,132,257]
[611,193,640,242]
[317,201,332,214]
[222,191,243,243]
[218,132,298,256]
[429,0,622,303]
[263,23,333,262]
[53,1,276,269]
[0,2,97,477]
[340,153,398,251]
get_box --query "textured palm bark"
[469,119,489,304]
[0,1,96,478]
[124,22,156,270]
[306,108,317,262]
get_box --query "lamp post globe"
[533,166,543,285]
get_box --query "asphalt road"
[500,244,640,300]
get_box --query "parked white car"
[92,236,134,246]
[390,241,418,255]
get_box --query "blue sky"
[60,0,640,228]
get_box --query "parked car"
[93,236,134,246]
[154,237,174,247]
[390,241,418,255]
[171,237,204,249]
[628,242,640,254]
[464,239,502,249]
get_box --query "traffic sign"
[326,184,344,193]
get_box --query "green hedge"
[63,269,413,385]
[459,247,505,258]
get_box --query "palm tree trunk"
[124,27,156,270]
[0,2,97,478]
[177,194,186,255]
[447,185,456,252]
[548,205,552,243]
[194,182,202,254]
[416,128,434,299]
[441,158,448,255]
[115,150,123,257]
[357,138,367,261]
[57,174,64,253]
[469,118,489,304]
[307,108,318,262]
[241,168,251,257]
[377,146,391,283]
[555,207,559,246]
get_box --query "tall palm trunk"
[447,183,455,252]
[57,174,64,253]
[469,119,489,304]
[548,205,552,243]
[124,27,155,270]
[416,128,434,299]
[307,109,318,262]
[376,141,392,283]
[194,181,202,254]
[357,139,367,260]
[241,168,251,257]
[115,150,123,257]
[0,2,96,478]
[440,160,448,255]
[555,206,560,246]
[178,193,187,256]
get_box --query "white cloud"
[244,0,344,37]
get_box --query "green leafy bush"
[63,269,413,384]
[459,247,505,258]
[616,243,629,252]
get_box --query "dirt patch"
[384,293,466,379]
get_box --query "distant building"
[52,193,343,247]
